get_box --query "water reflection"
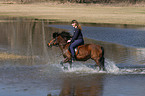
[0,18,63,65]
[59,74,104,96]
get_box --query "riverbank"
[0,2,145,25]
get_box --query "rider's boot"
[71,56,76,62]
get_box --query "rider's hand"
[67,40,71,43]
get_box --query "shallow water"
[0,18,145,96]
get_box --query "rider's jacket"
[71,27,83,43]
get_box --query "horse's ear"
[53,32,59,38]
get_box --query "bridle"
[48,36,69,47]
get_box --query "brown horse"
[47,31,105,71]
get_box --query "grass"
[0,52,36,60]
[0,2,145,25]
[0,52,27,60]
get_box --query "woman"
[67,20,84,62]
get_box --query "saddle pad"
[75,48,78,53]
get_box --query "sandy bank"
[0,3,145,25]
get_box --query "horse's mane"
[53,31,72,41]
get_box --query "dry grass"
[0,52,27,60]
[0,52,36,60]
[0,2,145,25]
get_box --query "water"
[0,17,145,96]
[48,24,145,48]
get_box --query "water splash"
[58,59,119,74]
[105,59,120,73]
[55,62,99,74]
[63,64,100,74]
[53,59,145,75]
[105,59,145,74]
[119,68,145,74]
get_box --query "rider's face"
[71,23,76,27]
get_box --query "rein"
[55,37,70,47]
[59,43,69,47]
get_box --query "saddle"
[68,45,83,56]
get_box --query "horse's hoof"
[63,66,68,70]
[60,61,63,66]
[103,68,106,71]
[70,66,72,69]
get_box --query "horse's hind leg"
[92,57,105,71]
[100,47,105,71]
[100,56,105,71]
[94,58,102,71]
[68,61,72,68]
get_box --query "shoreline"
[0,3,145,25]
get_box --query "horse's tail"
[100,46,105,70]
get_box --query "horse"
[47,31,105,71]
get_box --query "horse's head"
[47,31,72,48]
[47,32,59,47]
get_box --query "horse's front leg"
[68,61,72,68]
[60,57,72,69]
[60,57,70,66]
